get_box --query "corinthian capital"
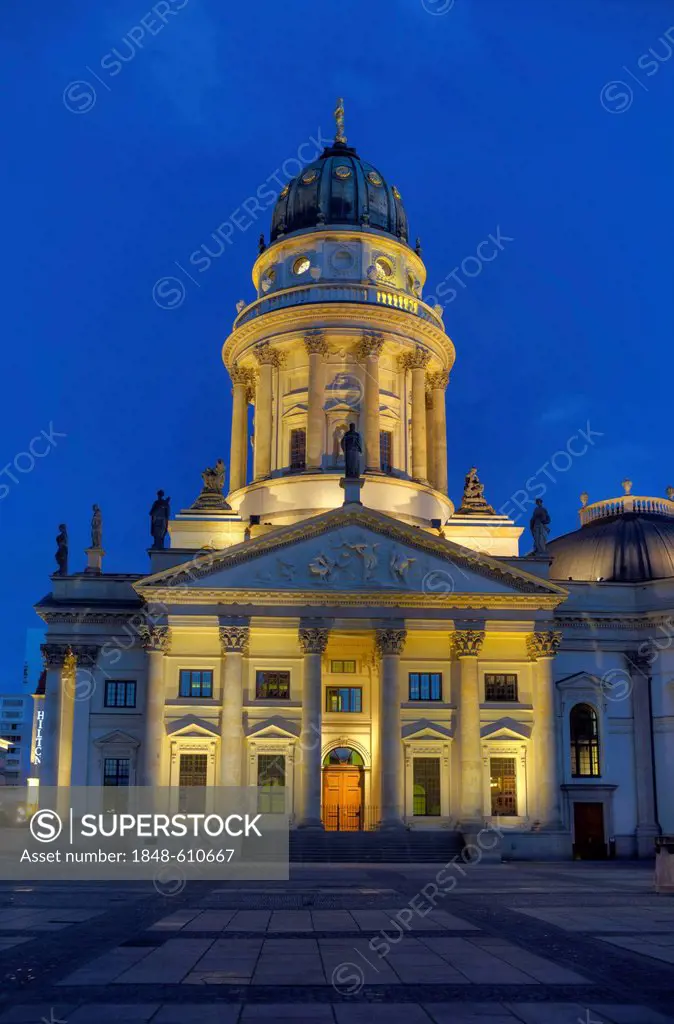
[69,644,99,667]
[304,330,328,356]
[451,630,485,658]
[219,625,250,654]
[398,345,431,371]
[526,630,562,661]
[358,331,384,360]
[138,625,171,653]
[41,643,71,669]
[298,626,330,654]
[231,365,254,387]
[375,628,407,656]
[427,371,450,391]
[255,342,284,367]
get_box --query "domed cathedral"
[34,104,674,862]
[221,100,453,530]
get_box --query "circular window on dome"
[334,165,352,179]
[367,170,383,187]
[331,249,355,271]
[279,183,290,198]
[301,169,318,185]
[392,185,402,200]
[374,256,393,281]
[293,256,311,276]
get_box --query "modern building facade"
[0,695,32,785]
[34,111,674,859]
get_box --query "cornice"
[134,588,562,610]
[36,610,142,626]
[555,615,674,630]
[222,303,454,372]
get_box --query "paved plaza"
[1,862,673,1023]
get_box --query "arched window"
[570,703,600,777]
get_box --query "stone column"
[527,630,562,827]
[305,331,327,471]
[425,391,435,488]
[359,331,384,473]
[253,343,279,480]
[298,624,329,828]
[40,643,70,788]
[454,629,485,822]
[219,623,250,786]
[376,627,407,828]
[399,347,430,482]
[60,644,98,789]
[627,650,660,855]
[229,366,252,492]
[138,626,171,787]
[428,371,449,495]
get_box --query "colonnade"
[227,333,450,493]
[39,626,572,832]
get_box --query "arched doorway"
[322,746,364,831]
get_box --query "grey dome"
[548,511,674,583]
[270,141,409,244]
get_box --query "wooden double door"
[322,767,363,831]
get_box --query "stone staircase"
[289,829,465,863]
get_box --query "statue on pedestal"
[91,504,103,549]
[55,524,68,575]
[457,467,495,515]
[149,490,171,549]
[340,423,362,479]
[201,459,226,494]
[530,498,551,555]
[188,458,232,512]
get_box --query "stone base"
[296,818,324,831]
[84,547,105,574]
[496,829,573,861]
[339,477,365,505]
[636,826,661,859]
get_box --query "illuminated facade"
[34,110,674,859]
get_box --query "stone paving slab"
[68,1005,160,1022]
[0,1008,76,1023]
[599,933,674,965]
[513,905,674,933]
[154,1008,241,1023]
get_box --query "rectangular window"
[2,700,23,707]
[179,670,213,699]
[380,430,393,473]
[256,671,290,700]
[408,672,442,701]
[178,753,208,787]
[484,673,518,702]
[103,757,130,787]
[257,754,286,813]
[330,660,356,673]
[290,427,306,470]
[490,756,517,816]
[325,687,362,713]
[104,681,137,708]
[413,757,441,816]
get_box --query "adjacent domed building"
[33,106,674,863]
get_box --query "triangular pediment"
[136,506,566,606]
[403,719,453,740]
[481,718,531,740]
[246,716,299,740]
[556,671,603,691]
[94,730,140,749]
[167,715,219,738]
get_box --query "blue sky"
[1,0,673,683]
